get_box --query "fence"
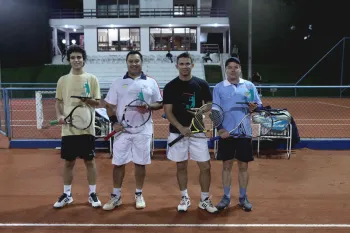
[294,37,350,97]
[0,86,349,142]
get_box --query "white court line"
[297,119,350,121]
[316,101,350,109]
[0,223,350,228]
[298,124,350,126]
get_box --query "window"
[96,0,139,18]
[97,28,140,51]
[173,4,195,17]
[149,27,197,51]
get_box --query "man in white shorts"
[163,52,218,214]
[103,51,163,210]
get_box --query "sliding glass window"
[97,28,140,51]
[96,0,139,18]
[149,27,197,51]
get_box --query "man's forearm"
[149,102,163,111]
[105,103,116,117]
[86,99,101,108]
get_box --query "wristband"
[109,115,118,126]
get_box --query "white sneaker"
[177,196,191,212]
[103,194,122,211]
[198,197,218,213]
[88,192,102,208]
[53,193,73,208]
[135,193,146,209]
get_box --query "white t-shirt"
[104,72,163,136]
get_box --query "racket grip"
[168,134,185,147]
[50,120,59,125]
[104,131,117,141]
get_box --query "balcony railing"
[50,8,228,19]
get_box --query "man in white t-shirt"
[103,51,163,211]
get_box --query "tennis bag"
[267,108,291,132]
[257,106,300,148]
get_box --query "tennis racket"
[45,104,93,130]
[167,103,225,147]
[104,99,152,141]
[209,108,273,141]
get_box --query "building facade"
[50,0,230,58]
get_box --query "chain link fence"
[1,86,349,141]
[0,88,6,135]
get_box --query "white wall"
[83,0,96,10]
[140,0,173,9]
[84,28,98,55]
[140,27,150,54]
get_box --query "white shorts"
[112,133,152,166]
[166,133,210,162]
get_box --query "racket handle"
[50,120,59,125]
[168,134,185,147]
[210,136,221,141]
[104,131,117,141]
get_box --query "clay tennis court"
[0,97,349,233]
[0,148,350,233]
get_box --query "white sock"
[201,192,209,201]
[64,185,71,196]
[89,185,96,194]
[180,189,189,198]
[136,188,142,194]
[113,188,121,197]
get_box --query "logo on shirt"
[122,84,128,88]
[244,89,255,102]
[82,80,91,97]
[181,92,196,109]
[137,89,145,101]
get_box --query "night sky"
[0,0,349,70]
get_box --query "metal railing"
[0,86,349,141]
[50,8,228,19]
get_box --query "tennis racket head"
[104,99,151,140]
[168,103,225,147]
[65,105,93,130]
[210,109,273,141]
[122,99,151,129]
[191,103,224,133]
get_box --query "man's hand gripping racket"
[167,103,224,147]
[104,99,151,141]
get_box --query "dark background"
[0,0,349,71]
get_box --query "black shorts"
[216,138,254,163]
[61,134,95,161]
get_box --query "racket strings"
[123,102,151,128]
[70,106,92,129]
[210,110,224,127]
